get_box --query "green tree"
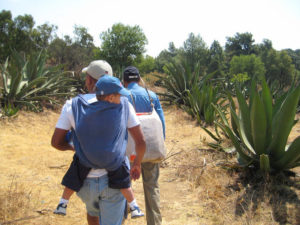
[230,54,265,78]
[229,54,265,92]
[179,33,209,73]
[32,23,57,49]
[225,32,255,61]
[74,25,94,48]
[155,42,179,73]
[260,49,295,88]
[13,14,36,54]
[48,26,95,74]
[285,48,300,71]
[207,40,226,77]
[135,55,155,75]
[0,11,37,60]
[48,37,68,65]
[100,23,148,72]
[168,42,178,57]
[0,10,57,61]
[257,39,273,53]
[0,10,14,61]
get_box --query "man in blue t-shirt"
[123,66,165,225]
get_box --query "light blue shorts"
[77,175,125,225]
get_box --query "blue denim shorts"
[77,175,126,225]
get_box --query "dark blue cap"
[123,66,140,81]
[96,75,130,96]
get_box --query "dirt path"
[1,106,299,225]
[0,106,210,225]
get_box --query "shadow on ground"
[228,169,300,225]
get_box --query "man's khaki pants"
[141,162,162,225]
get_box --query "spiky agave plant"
[154,60,202,105]
[211,78,300,172]
[0,50,76,115]
[183,81,225,125]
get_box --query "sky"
[1,0,300,57]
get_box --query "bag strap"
[129,93,136,110]
[140,78,154,111]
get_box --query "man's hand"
[130,160,141,180]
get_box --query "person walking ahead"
[123,66,165,225]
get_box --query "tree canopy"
[99,23,148,73]
[0,10,299,90]
[225,32,255,60]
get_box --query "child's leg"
[54,154,90,215]
[120,187,144,218]
[108,159,144,218]
[62,186,75,200]
[54,186,75,215]
[120,187,134,202]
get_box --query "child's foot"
[53,203,67,216]
[130,206,144,219]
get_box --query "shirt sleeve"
[153,94,166,139]
[55,99,75,130]
[127,101,140,128]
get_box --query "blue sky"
[2,0,300,57]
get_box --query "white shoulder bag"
[126,87,166,163]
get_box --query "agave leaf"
[27,50,47,81]
[206,142,221,150]
[273,92,288,117]
[286,162,300,169]
[201,125,220,142]
[237,152,254,167]
[273,136,300,169]
[216,121,253,164]
[16,77,47,98]
[8,62,28,98]
[25,96,56,101]
[212,104,229,127]
[14,100,39,111]
[250,91,267,155]
[249,78,257,109]
[169,64,185,92]
[269,85,300,159]
[214,122,222,139]
[236,87,253,146]
[230,106,256,155]
[161,78,182,101]
[260,154,270,172]
[227,93,239,137]
[261,77,273,148]
[19,77,51,99]
[1,58,10,93]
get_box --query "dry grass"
[0,176,39,224]
[0,105,299,225]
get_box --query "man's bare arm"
[51,128,74,151]
[128,125,146,180]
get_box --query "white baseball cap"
[82,60,113,80]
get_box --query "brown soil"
[0,106,299,225]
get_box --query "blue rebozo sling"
[71,94,129,171]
